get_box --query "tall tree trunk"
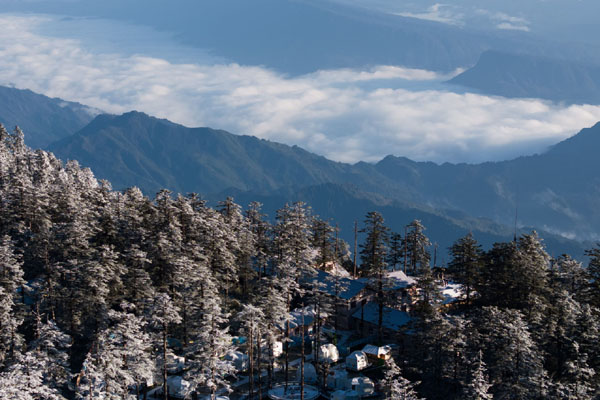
[285,292,290,393]
[403,226,408,274]
[257,327,263,400]
[301,305,305,400]
[163,324,168,400]
[378,270,383,345]
[249,322,254,400]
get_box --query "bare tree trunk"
[285,292,290,393]
[249,321,254,400]
[257,327,263,400]
[353,221,358,278]
[403,226,408,274]
[163,325,168,400]
[301,305,305,400]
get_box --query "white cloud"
[476,9,530,32]
[395,3,464,26]
[1,14,600,165]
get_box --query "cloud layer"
[1,15,600,164]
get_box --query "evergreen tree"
[76,307,154,399]
[585,244,600,307]
[246,201,271,279]
[387,232,403,272]
[360,211,389,344]
[0,287,23,367]
[311,217,336,270]
[403,220,430,276]
[463,350,493,400]
[448,233,483,306]
[382,357,423,400]
[149,293,182,400]
[236,304,266,400]
[0,352,67,400]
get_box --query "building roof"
[300,269,367,301]
[352,302,411,331]
[385,270,416,289]
[309,269,367,300]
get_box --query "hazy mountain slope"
[208,183,589,259]
[373,122,600,240]
[449,51,600,104]
[0,85,97,149]
[49,110,600,242]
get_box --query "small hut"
[361,344,392,362]
[345,351,368,371]
[319,343,340,363]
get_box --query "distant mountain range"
[450,50,600,104]
[0,85,97,149]
[46,110,600,257]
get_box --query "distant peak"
[547,121,600,155]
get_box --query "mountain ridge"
[0,85,98,149]
[48,110,600,244]
[449,50,600,104]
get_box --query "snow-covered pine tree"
[28,320,72,396]
[359,211,389,344]
[0,287,23,367]
[246,201,272,279]
[476,307,548,399]
[448,233,483,306]
[402,220,430,276]
[76,306,154,399]
[149,293,182,400]
[463,350,493,400]
[311,216,336,271]
[0,352,67,400]
[382,357,423,400]
[257,275,287,389]
[236,304,266,400]
[185,276,236,400]
[273,202,314,387]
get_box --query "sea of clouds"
[2,14,600,164]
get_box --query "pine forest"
[1,123,600,400]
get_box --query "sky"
[333,0,600,42]
[1,9,600,164]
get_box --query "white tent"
[351,377,375,396]
[319,343,340,363]
[296,362,317,384]
[345,351,368,371]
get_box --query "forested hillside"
[1,123,600,399]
